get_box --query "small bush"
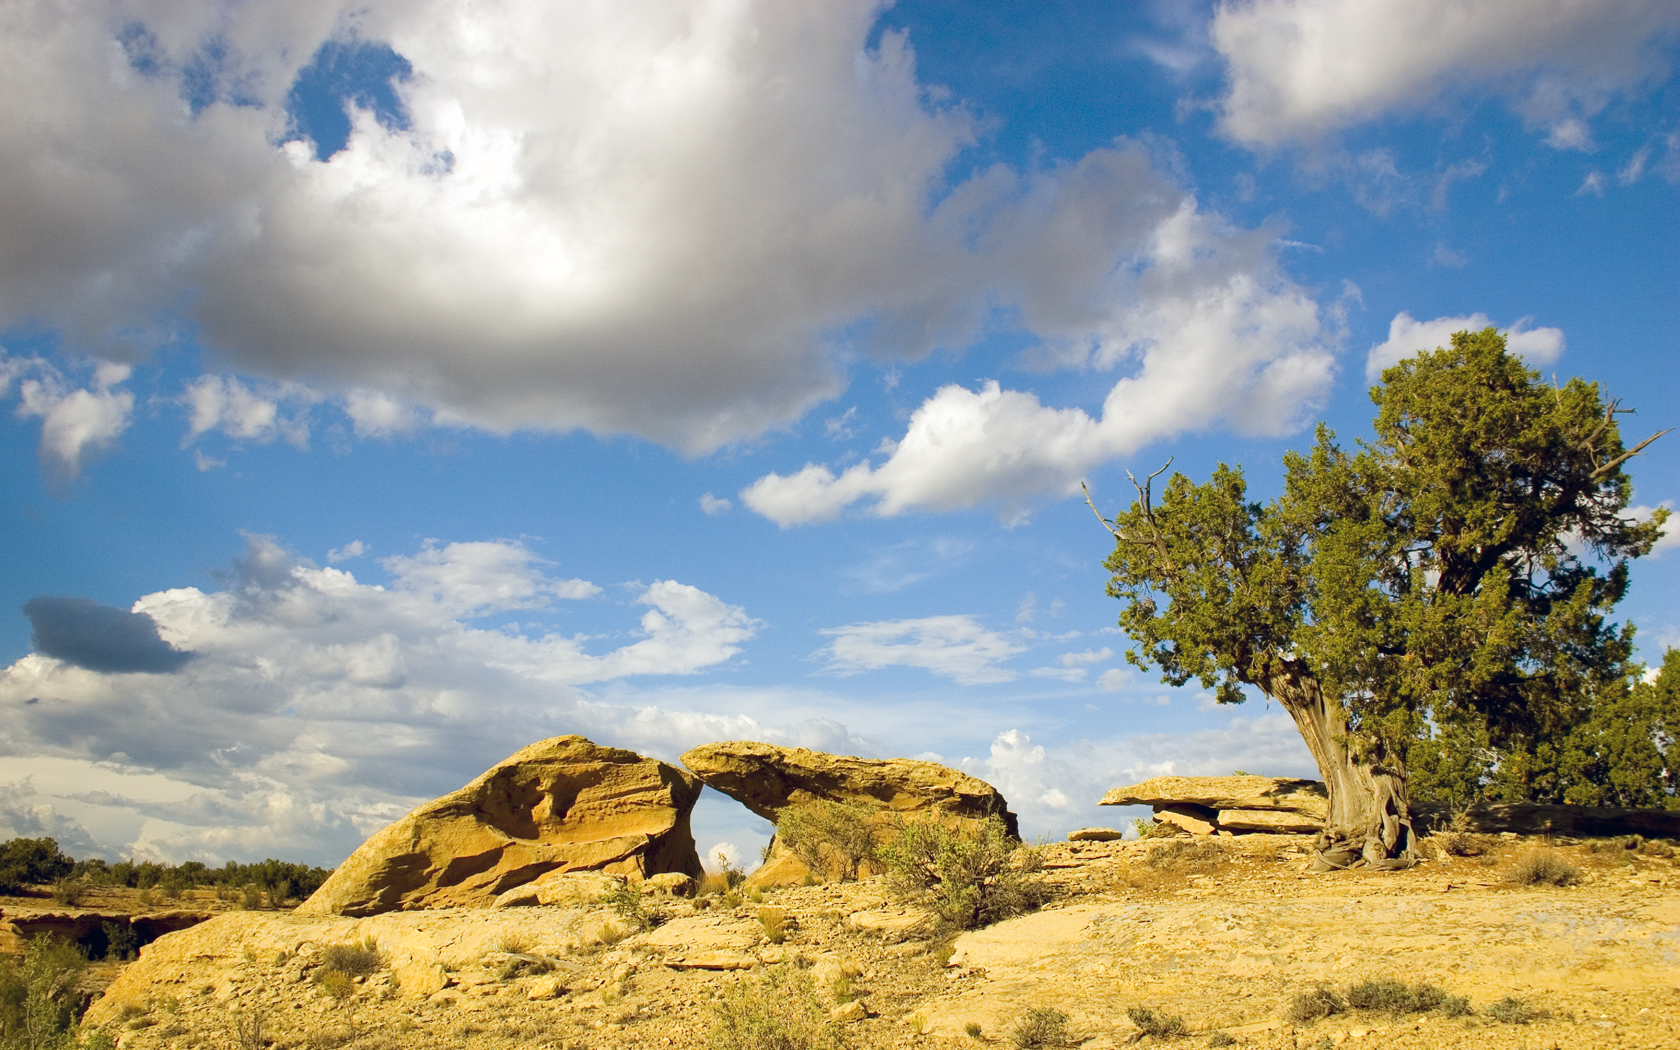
[1435,830,1492,857]
[1207,1034,1235,1048]
[101,921,137,962]
[1485,997,1549,1024]
[1131,818,1183,840]
[318,938,383,978]
[757,906,787,944]
[705,964,841,1050]
[714,850,746,890]
[601,882,651,930]
[1346,978,1467,1016]
[0,936,92,1049]
[1145,839,1222,870]
[776,800,880,882]
[965,1020,984,1038]
[1126,1006,1186,1038]
[879,814,1049,932]
[1506,850,1580,887]
[230,1008,268,1050]
[1010,1006,1070,1048]
[1285,987,1346,1023]
[239,883,264,910]
[314,969,355,1001]
[50,877,89,907]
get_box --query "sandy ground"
[42,834,1680,1050]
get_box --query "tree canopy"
[1098,329,1670,865]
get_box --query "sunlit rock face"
[298,736,703,916]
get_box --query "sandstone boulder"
[1100,775,1328,817]
[680,741,1017,834]
[299,736,702,916]
[1066,827,1123,842]
[1100,775,1328,836]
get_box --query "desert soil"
[59,834,1680,1050]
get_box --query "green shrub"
[1506,850,1580,886]
[0,936,93,1050]
[1010,1006,1070,1048]
[878,815,1048,931]
[1126,1006,1186,1038]
[1485,997,1549,1024]
[705,965,840,1050]
[1345,977,1468,1016]
[0,839,75,895]
[776,801,879,882]
[600,882,651,930]
[49,879,88,908]
[1207,1034,1235,1047]
[1130,818,1182,839]
[757,907,787,944]
[1285,987,1345,1023]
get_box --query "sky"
[1,0,1677,871]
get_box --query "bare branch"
[1590,428,1672,479]
[1080,481,1120,539]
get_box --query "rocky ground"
[63,834,1680,1050]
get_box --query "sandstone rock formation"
[1101,775,1328,836]
[1409,799,1680,838]
[0,907,208,956]
[681,742,1017,835]
[299,736,702,916]
[682,741,1017,887]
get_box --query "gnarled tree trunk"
[1264,667,1418,870]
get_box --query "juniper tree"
[1095,329,1668,868]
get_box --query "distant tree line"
[0,837,332,903]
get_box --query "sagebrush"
[705,965,841,1050]
[776,800,879,882]
[878,814,1048,931]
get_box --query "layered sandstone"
[680,741,1017,835]
[299,736,702,916]
[1101,775,1328,836]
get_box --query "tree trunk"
[1265,668,1419,870]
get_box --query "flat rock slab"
[1067,827,1124,842]
[1101,775,1328,820]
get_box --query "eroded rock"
[300,736,702,916]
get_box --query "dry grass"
[1010,1006,1071,1048]
[1126,1005,1187,1038]
[1505,849,1581,886]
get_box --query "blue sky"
[2,0,1677,869]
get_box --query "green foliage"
[775,800,879,881]
[1287,978,1470,1024]
[0,839,75,895]
[1126,1006,1186,1038]
[878,815,1048,931]
[1102,330,1668,812]
[1010,1007,1070,1048]
[705,965,841,1050]
[0,936,92,1050]
[600,882,651,930]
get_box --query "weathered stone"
[299,736,702,916]
[526,974,565,1000]
[645,872,696,897]
[395,961,449,997]
[1154,804,1217,836]
[1217,808,1323,834]
[1101,775,1328,821]
[0,909,210,957]
[830,1000,868,1023]
[494,870,625,909]
[680,741,1017,835]
[1067,827,1124,842]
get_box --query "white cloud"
[10,356,134,477]
[1211,0,1680,149]
[382,540,602,616]
[818,615,1025,685]
[744,196,1337,525]
[1575,170,1608,197]
[1097,667,1133,692]
[182,375,314,449]
[1059,648,1113,668]
[698,493,732,516]
[1,4,1349,467]
[1366,311,1565,381]
[327,540,368,563]
[0,532,762,864]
